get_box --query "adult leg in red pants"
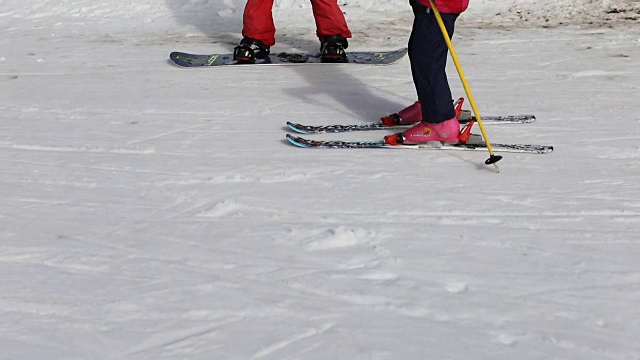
[311,0,352,62]
[233,0,275,63]
[234,0,353,63]
[241,0,277,47]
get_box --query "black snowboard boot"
[233,37,270,64]
[320,35,348,63]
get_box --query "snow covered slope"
[1,0,640,359]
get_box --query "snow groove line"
[125,123,209,146]
[252,323,335,359]
[1,143,155,154]
[301,210,640,219]
[125,318,242,356]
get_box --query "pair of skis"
[285,113,553,154]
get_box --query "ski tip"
[521,114,536,123]
[285,134,310,148]
[286,122,311,134]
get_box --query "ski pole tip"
[485,155,503,165]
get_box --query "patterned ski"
[286,134,553,154]
[287,114,535,134]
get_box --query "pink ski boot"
[380,98,465,127]
[384,116,461,145]
[380,101,422,126]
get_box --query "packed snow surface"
[1,0,640,358]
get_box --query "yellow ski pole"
[427,0,502,171]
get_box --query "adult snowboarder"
[233,0,353,64]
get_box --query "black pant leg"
[408,5,459,123]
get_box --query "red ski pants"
[241,0,352,46]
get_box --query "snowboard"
[169,48,408,67]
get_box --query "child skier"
[384,0,469,145]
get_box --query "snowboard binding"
[233,37,270,64]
